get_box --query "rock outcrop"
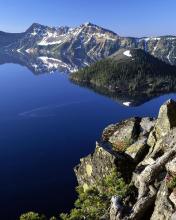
[147,99,176,149]
[74,142,135,191]
[74,99,176,219]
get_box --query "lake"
[0,63,176,219]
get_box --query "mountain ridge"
[1,22,176,72]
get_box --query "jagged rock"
[171,212,176,220]
[102,117,154,158]
[113,146,176,220]
[166,157,176,175]
[74,142,116,191]
[148,99,176,148]
[125,137,149,163]
[102,117,141,151]
[124,117,155,163]
[139,117,155,137]
[150,182,174,220]
[73,99,176,220]
[169,190,176,207]
[109,100,176,219]
[109,184,156,220]
[102,123,123,142]
[134,145,176,198]
[128,185,156,220]
[110,196,124,220]
[156,99,176,134]
[74,141,134,191]
[146,127,176,161]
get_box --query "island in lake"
[1,21,176,220]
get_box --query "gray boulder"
[150,182,174,220]
[148,99,176,148]
[74,141,134,191]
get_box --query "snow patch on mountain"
[139,37,161,42]
[38,39,63,46]
[123,50,132,57]
[37,31,63,45]
[123,102,131,106]
[92,33,116,41]
[37,56,78,73]
[17,47,25,55]
[38,56,65,68]
[31,31,38,36]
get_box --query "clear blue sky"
[0,0,175,37]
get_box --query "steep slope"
[1,22,176,70]
[4,22,119,67]
[61,99,176,220]
[70,49,176,94]
[137,36,176,65]
[4,23,68,52]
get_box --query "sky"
[0,0,176,37]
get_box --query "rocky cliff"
[67,99,176,220]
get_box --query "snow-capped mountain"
[20,22,119,64]
[1,22,176,72]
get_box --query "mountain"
[3,22,119,70]
[70,49,176,106]
[136,35,176,65]
[1,22,176,72]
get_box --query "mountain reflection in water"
[1,52,176,107]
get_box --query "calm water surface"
[0,64,176,219]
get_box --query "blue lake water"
[1,63,176,219]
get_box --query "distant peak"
[30,23,43,28]
[80,22,118,36]
[83,22,95,26]
[32,22,40,26]
[27,23,46,30]
[26,23,48,33]
[80,22,98,28]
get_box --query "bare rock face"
[74,99,176,219]
[140,117,156,137]
[148,99,176,148]
[74,142,134,191]
[74,142,117,191]
[75,116,156,192]
[124,118,155,163]
[125,137,148,162]
[150,182,174,220]
[166,157,176,175]
[171,212,176,220]
[102,117,141,145]
[110,196,124,220]
[155,99,176,135]
[169,190,176,207]
[102,117,155,162]
[108,100,176,220]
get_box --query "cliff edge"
[62,99,176,220]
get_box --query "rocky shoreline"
[19,99,176,220]
[70,99,176,220]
